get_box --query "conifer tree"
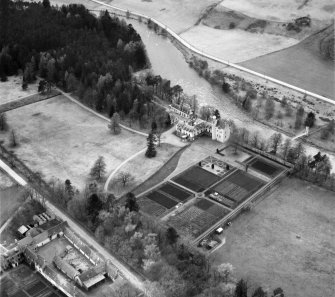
[145,133,156,158]
[90,156,106,181]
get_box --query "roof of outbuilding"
[53,256,80,280]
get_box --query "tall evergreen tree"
[145,133,156,158]
[235,279,248,297]
[166,227,179,245]
[125,192,139,212]
[0,112,8,131]
[90,156,106,181]
[64,179,74,200]
[214,109,221,119]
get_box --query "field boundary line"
[88,0,334,104]
[58,89,148,137]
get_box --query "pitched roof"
[78,263,105,283]
[47,221,66,237]
[17,236,34,248]
[33,231,49,244]
[53,256,80,280]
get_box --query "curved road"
[88,0,334,105]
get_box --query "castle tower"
[211,116,217,140]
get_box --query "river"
[127,20,335,171]
[48,0,335,171]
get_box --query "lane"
[0,157,146,292]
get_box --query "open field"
[220,0,335,22]
[0,185,26,226]
[0,95,146,189]
[180,24,298,63]
[0,76,39,105]
[211,178,335,297]
[240,27,335,99]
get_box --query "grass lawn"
[211,178,335,297]
[0,95,146,189]
[0,76,39,105]
[307,129,335,153]
[133,145,188,196]
[109,143,180,196]
[0,185,26,226]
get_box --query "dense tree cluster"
[0,0,153,118]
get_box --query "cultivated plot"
[2,264,64,297]
[168,199,230,240]
[248,157,284,178]
[172,166,221,192]
[139,182,193,217]
[208,170,266,208]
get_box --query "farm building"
[0,213,120,297]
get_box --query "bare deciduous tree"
[117,171,134,187]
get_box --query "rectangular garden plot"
[173,166,221,192]
[212,170,266,205]
[138,198,167,217]
[159,183,192,202]
[248,158,284,178]
[146,191,178,209]
[26,281,47,296]
[168,199,230,239]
